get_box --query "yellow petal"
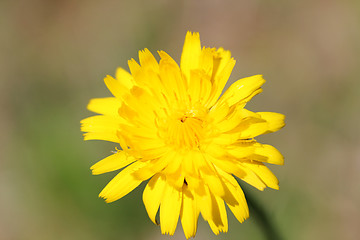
[187,70,202,104]
[208,157,244,177]
[118,88,160,127]
[207,191,228,234]
[199,73,212,105]
[90,151,136,175]
[195,184,212,221]
[188,69,212,105]
[159,54,188,104]
[216,107,256,133]
[236,88,263,109]
[158,50,185,103]
[257,112,286,134]
[190,49,215,105]
[120,122,158,140]
[235,117,269,139]
[252,143,284,165]
[180,186,199,239]
[203,172,226,198]
[180,152,197,177]
[241,162,279,190]
[208,101,230,124]
[122,135,168,160]
[117,102,139,121]
[203,142,227,159]
[226,144,255,159]
[213,48,233,82]
[87,97,121,117]
[158,50,179,67]
[206,55,236,108]
[236,163,267,191]
[184,176,202,193]
[216,167,249,223]
[161,151,182,175]
[135,145,168,160]
[115,67,134,89]
[226,141,284,165]
[104,75,130,100]
[128,58,141,76]
[81,115,124,133]
[199,47,215,76]
[160,182,182,235]
[180,31,201,82]
[165,164,185,191]
[143,173,166,225]
[211,132,239,145]
[99,161,146,203]
[193,152,226,197]
[121,125,161,147]
[195,183,228,235]
[130,68,164,106]
[217,75,265,107]
[208,155,264,193]
[132,155,170,180]
[83,132,119,143]
[138,48,159,72]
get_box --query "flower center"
[161,108,208,150]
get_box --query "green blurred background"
[1,0,359,239]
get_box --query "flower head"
[81,32,285,238]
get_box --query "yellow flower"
[81,32,285,239]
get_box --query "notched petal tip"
[82,133,100,141]
[90,165,99,175]
[138,48,159,72]
[128,58,141,76]
[98,192,108,201]
[185,31,200,39]
[181,31,202,78]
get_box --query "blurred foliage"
[1,0,360,239]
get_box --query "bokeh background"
[1,0,359,239]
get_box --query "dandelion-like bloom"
[81,32,285,238]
